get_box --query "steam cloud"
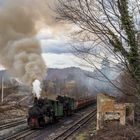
[32,79,42,99]
[0,0,55,85]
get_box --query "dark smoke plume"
[0,0,55,85]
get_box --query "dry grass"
[94,123,140,140]
[0,104,27,123]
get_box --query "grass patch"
[75,132,87,140]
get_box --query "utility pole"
[1,75,4,103]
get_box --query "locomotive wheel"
[69,109,72,116]
[52,115,57,123]
[38,117,45,127]
[28,117,39,129]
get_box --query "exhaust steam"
[32,79,42,99]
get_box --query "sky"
[0,23,92,71]
[37,28,94,71]
[0,0,85,71]
[0,25,110,71]
[0,0,115,72]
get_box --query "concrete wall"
[97,93,134,130]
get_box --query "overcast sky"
[37,27,94,71]
[0,0,112,72]
[0,0,85,71]
[0,26,92,71]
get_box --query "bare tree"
[56,0,140,100]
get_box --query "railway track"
[53,109,96,140]
[0,117,25,125]
[2,107,96,140]
[0,119,26,131]
[4,128,38,140]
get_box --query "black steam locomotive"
[27,95,75,128]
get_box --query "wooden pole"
[1,76,3,103]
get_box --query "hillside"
[0,65,119,99]
[45,66,119,96]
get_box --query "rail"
[53,109,96,140]
[0,119,26,131]
[4,128,38,140]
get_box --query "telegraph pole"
[1,75,4,103]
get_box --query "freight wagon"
[76,97,95,110]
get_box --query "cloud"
[0,0,3,5]
[36,27,74,54]
[41,39,74,54]
[42,53,95,71]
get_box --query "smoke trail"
[0,0,54,85]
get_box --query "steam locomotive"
[27,95,95,129]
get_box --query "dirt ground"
[73,120,140,140]
[94,123,140,140]
[0,103,27,124]
[72,118,96,140]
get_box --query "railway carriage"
[57,95,76,116]
[47,99,63,118]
